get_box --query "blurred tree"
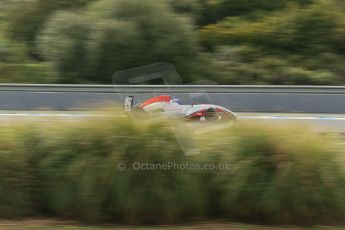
[37,0,199,83]
[36,11,90,83]
[168,0,201,14]
[197,0,314,26]
[6,0,97,57]
[0,40,27,63]
[87,20,144,83]
[3,0,344,85]
[199,45,343,85]
[200,1,345,54]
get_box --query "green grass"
[197,123,345,224]
[0,110,344,225]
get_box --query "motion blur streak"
[1,111,345,133]
[0,109,344,225]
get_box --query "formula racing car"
[125,95,237,122]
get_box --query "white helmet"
[171,98,181,105]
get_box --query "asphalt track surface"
[1,90,345,113]
[1,111,345,133]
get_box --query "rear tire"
[131,106,148,119]
[204,108,219,121]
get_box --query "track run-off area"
[1,111,345,133]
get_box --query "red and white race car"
[125,95,237,122]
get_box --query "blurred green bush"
[1,0,344,85]
[6,0,97,47]
[199,0,345,84]
[0,63,56,83]
[200,2,345,53]
[198,46,343,85]
[198,123,345,224]
[36,0,199,83]
[0,126,34,218]
[197,0,314,26]
[35,116,205,223]
[0,111,344,224]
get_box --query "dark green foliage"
[1,0,345,85]
[0,128,34,218]
[168,0,201,15]
[37,0,199,83]
[200,46,343,85]
[199,1,345,84]
[0,63,55,83]
[200,2,345,52]
[15,115,205,223]
[37,11,90,83]
[199,124,345,224]
[197,0,314,26]
[0,112,344,224]
[6,0,97,46]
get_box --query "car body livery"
[125,95,237,122]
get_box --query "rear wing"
[124,96,134,112]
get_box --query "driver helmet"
[171,98,181,105]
